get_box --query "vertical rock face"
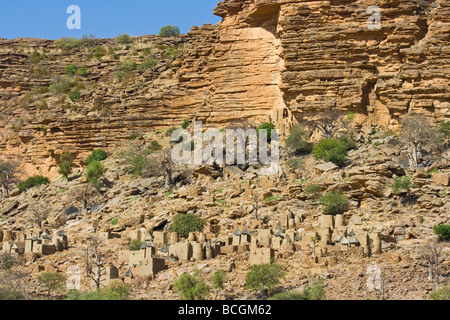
[207,0,450,127]
[0,0,449,177]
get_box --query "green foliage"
[85,160,105,189]
[285,125,312,155]
[429,168,438,177]
[345,112,356,122]
[18,175,49,192]
[257,123,276,143]
[159,25,181,37]
[304,184,322,195]
[55,37,81,51]
[319,191,349,215]
[76,67,88,76]
[148,141,163,152]
[245,262,286,295]
[129,239,142,251]
[434,224,450,242]
[338,135,357,150]
[172,271,210,300]
[170,213,206,238]
[58,151,74,179]
[80,34,98,48]
[69,90,81,102]
[116,33,134,45]
[66,281,131,300]
[269,279,325,300]
[66,64,78,77]
[29,50,44,63]
[437,121,450,138]
[430,285,450,300]
[286,157,305,170]
[265,195,281,202]
[37,272,66,299]
[181,119,190,130]
[49,76,74,94]
[111,217,119,226]
[139,57,158,71]
[87,149,107,165]
[39,124,48,136]
[92,46,106,60]
[312,138,349,167]
[120,60,137,72]
[392,176,412,195]
[113,71,127,82]
[165,47,180,59]
[212,269,226,290]
[166,127,179,137]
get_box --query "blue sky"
[0,0,222,40]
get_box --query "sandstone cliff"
[0,0,449,177]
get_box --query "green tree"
[256,123,276,143]
[66,64,78,77]
[170,214,206,238]
[312,138,349,167]
[285,125,312,155]
[17,175,49,193]
[434,224,450,242]
[66,281,130,300]
[159,25,181,37]
[430,285,450,300]
[319,191,349,215]
[58,151,74,179]
[173,271,210,300]
[212,269,226,290]
[116,33,133,44]
[245,262,286,296]
[87,149,107,165]
[86,160,105,190]
[37,272,66,299]
[392,176,412,195]
[69,90,81,102]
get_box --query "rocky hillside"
[1,0,449,177]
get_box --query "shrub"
[434,224,450,242]
[76,67,88,76]
[116,33,133,45]
[173,271,210,300]
[113,71,127,82]
[85,160,105,189]
[245,262,286,295]
[139,57,158,71]
[120,60,137,72]
[312,138,349,167]
[69,90,81,102]
[269,279,325,300]
[430,285,450,300]
[392,176,412,195]
[437,121,450,138]
[37,272,66,299]
[286,157,305,170]
[166,127,178,137]
[129,239,142,251]
[338,135,357,150]
[87,149,107,165]
[18,175,49,192]
[257,123,276,143]
[66,64,78,77]
[212,270,226,290]
[80,34,98,48]
[111,217,119,226]
[67,281,130,300]
[49,76,73,94]
[285,125,312,155]
[181,119,190,130]
[319,191,349,215]
[304,184,322,195]
[29,50,44,63]
[58,151,74,179]
[159,25,181,37]
[345,112,356,122]
[165,47,180,59]
[55,37,81,51]
[170,213,206,238]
